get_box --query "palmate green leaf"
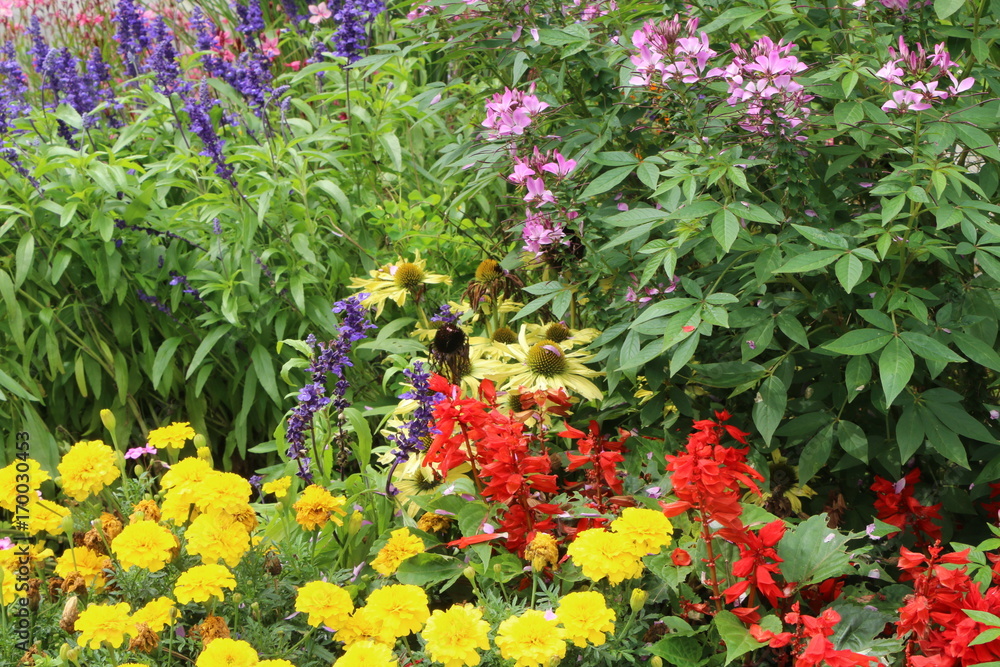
[714,610,761,665]
[879,337,914,406]
[823,329,892,355]
[752,375,786,446]
[774,249,842,273]
[778,514,855,586]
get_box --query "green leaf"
[774,250,842,273]
[798,423,834,485]
[395,553,466,586]
[778,515,854,586]
[934,0,964,20]
[791,224,849,250]
[834,254,863,293]
[900,332,965,363]
[918,407,970,468]
[845,355,872,402]
[637,162,659,190]
[971,628,1000,647]
[752,375,787,446]
[777,312,810,349]
[580,165,635,199]
[342,407,373,471]
[512,294,555,321]
[951,332,1000,373]
[714,610,761,665]
[964,609,1000,627]
[712,209,740,252]
[823,329,892,356]
[837,420,869,463]
[925,400,996,442]
[589,151,639,166]
[897,407,925,462]
[378,132,402,172]
[151,337,182,391]
[14,233,34,290]
[834,101,864,130]
[650,634,706,667]
[251,344,281,406]
[955,123,1000,162]
[879,338,914,406]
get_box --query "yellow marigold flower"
[132,597,176,633]
[0,458,50,511]
[194,471,252,515]
[295,581,354,629]
[112,521,176,572]
[262,476,292,499]
[293,485,346,531]
[258,661,296,667]
[524,532,559,571]
[364,584,430,638]
[76,602,132,649]
[334,606,393,647]
[26,498,70,535]
[0,567,18,604]
[55,546,107,587]
[495,609,567,667]
[566,528,644,585]
[195,637,258,667]
[148,422,196,449]
[348,251,452,318]
[57,440,121,501]
[556,591,616,647]
[174,564,236,604]
[371,528,424,577]
[185,513,251,567]
[0,543,52,571]
[421,604,491,667]
[160,457,213,524]
[610,507,674,556]
[333,640,396,667]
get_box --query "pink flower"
[308,2,332,23]
[508,161,536,184]
[882,89,931,112]
[524,177,556,205]
[261,32,281,60]
[125,445,158,459]
[540,151,576,178]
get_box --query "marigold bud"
[100,409,116,432]
[630,588,649,613]
[348,510,363,537]
[650,657,663,667]
[463,566,476,583]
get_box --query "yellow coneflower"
[480,326,604,401]
[524,322,601,349]
[348,251,451,318]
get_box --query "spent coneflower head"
[463,258,524,318]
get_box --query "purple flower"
[114,0,150,77]
[386,361,444,493]
[990,410,999,420]
[431,304,462,324]
[746,340,756,350]
[184,85,235,184]
[285,295,376,481]
[148,17,185,94]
